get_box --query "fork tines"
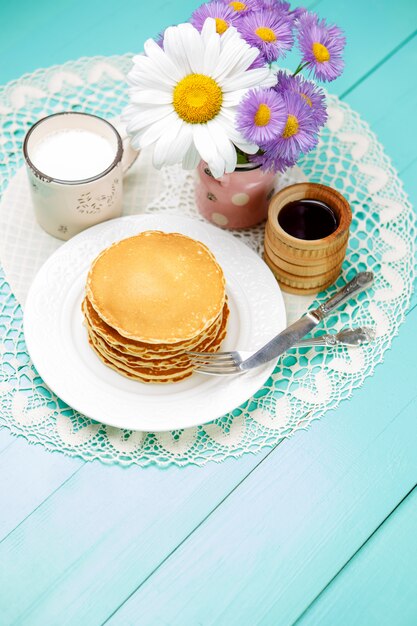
[186,351,241,375]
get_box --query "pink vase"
[195,161,276,229]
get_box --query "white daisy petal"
[261,68,278,88]
[143,38,183,83]
[177,23,205,74]
[208,157,226,180]
[203,30,221,76]
[193,125,225,178]
[163,26,192,76]
[212,36,250,83]
[201,17,216,46]
[235,141,259,155]
[217,111,259,153]
[129,67,175,94]
[152,118,184,168]
[224,47,261,78]
[129,58,166,77]
[218,106,236,123]
[219,24,241,50]
[127,68,173,92]
[129,52,163,74]
[130,89,173,105]
[192,124,218,165]
[222,89,247,107]
[164,123,193,165]
[122,104,139,122]
[223,67,274,92]
[125,105,173,134]
[129,135,142,151]
[139,112,178,148]
[219,27,248,57]
[182,143,201,170]
[131,54,152,68]
[207,120,237,173]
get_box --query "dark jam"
[278,199,338,240]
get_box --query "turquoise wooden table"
[1,1,416,624]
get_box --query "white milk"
[30,129,116,181]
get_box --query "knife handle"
[312,272,374,321]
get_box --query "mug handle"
[114,121,139,174]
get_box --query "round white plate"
[24,215,286,432]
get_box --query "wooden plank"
[344,34,417,172]
[0,428,16,453]
[0,436,81,541]
[104,307,417,626]
[0,0,202,84]
[0,447,277,625]
[1,0,416,90]
[339,35,417,308]
[298,486,417,626]
[399,160,417,312]
[1,297,415,625]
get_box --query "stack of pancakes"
[82,230,229,383]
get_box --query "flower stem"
[236,147,250,165]
[293,61,309,77]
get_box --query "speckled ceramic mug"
[23,112,138,241]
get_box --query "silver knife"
[241,271,374,371]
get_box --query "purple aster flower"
[219,0,261,16]
[238,9,294,63]
[265,89,318,164]
[257,1,306,24]
[155,30,165,48]
[259,0,291,12]
[275,70,327,129]
[291,7,308,22]
[295,10,318,29]
[251,150,296,173]
[236,87,286,144]
[297,12,346,82]
[248,53,269,69]
[191,1,239,35]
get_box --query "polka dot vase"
[195,161,276,229]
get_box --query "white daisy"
[124,18,276,178]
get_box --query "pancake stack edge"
[83,230,229,383]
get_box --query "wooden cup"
[264,183,352,294]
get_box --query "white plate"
[24,215,286,432]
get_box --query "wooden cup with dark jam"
[264,183,352,294]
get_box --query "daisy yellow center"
[300,93,313,107]
[254,103,271,127]
[173,74,223,124]
[255,27,277,42]
[312,42,330,63]
[229,1,247,12]
[215,17,229,34]
[282,114,299,138]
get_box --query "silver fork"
[188,327,375,375]
[186,271,375,376]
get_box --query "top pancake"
[86,231,226,343]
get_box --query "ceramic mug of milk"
[23,112,138,240]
